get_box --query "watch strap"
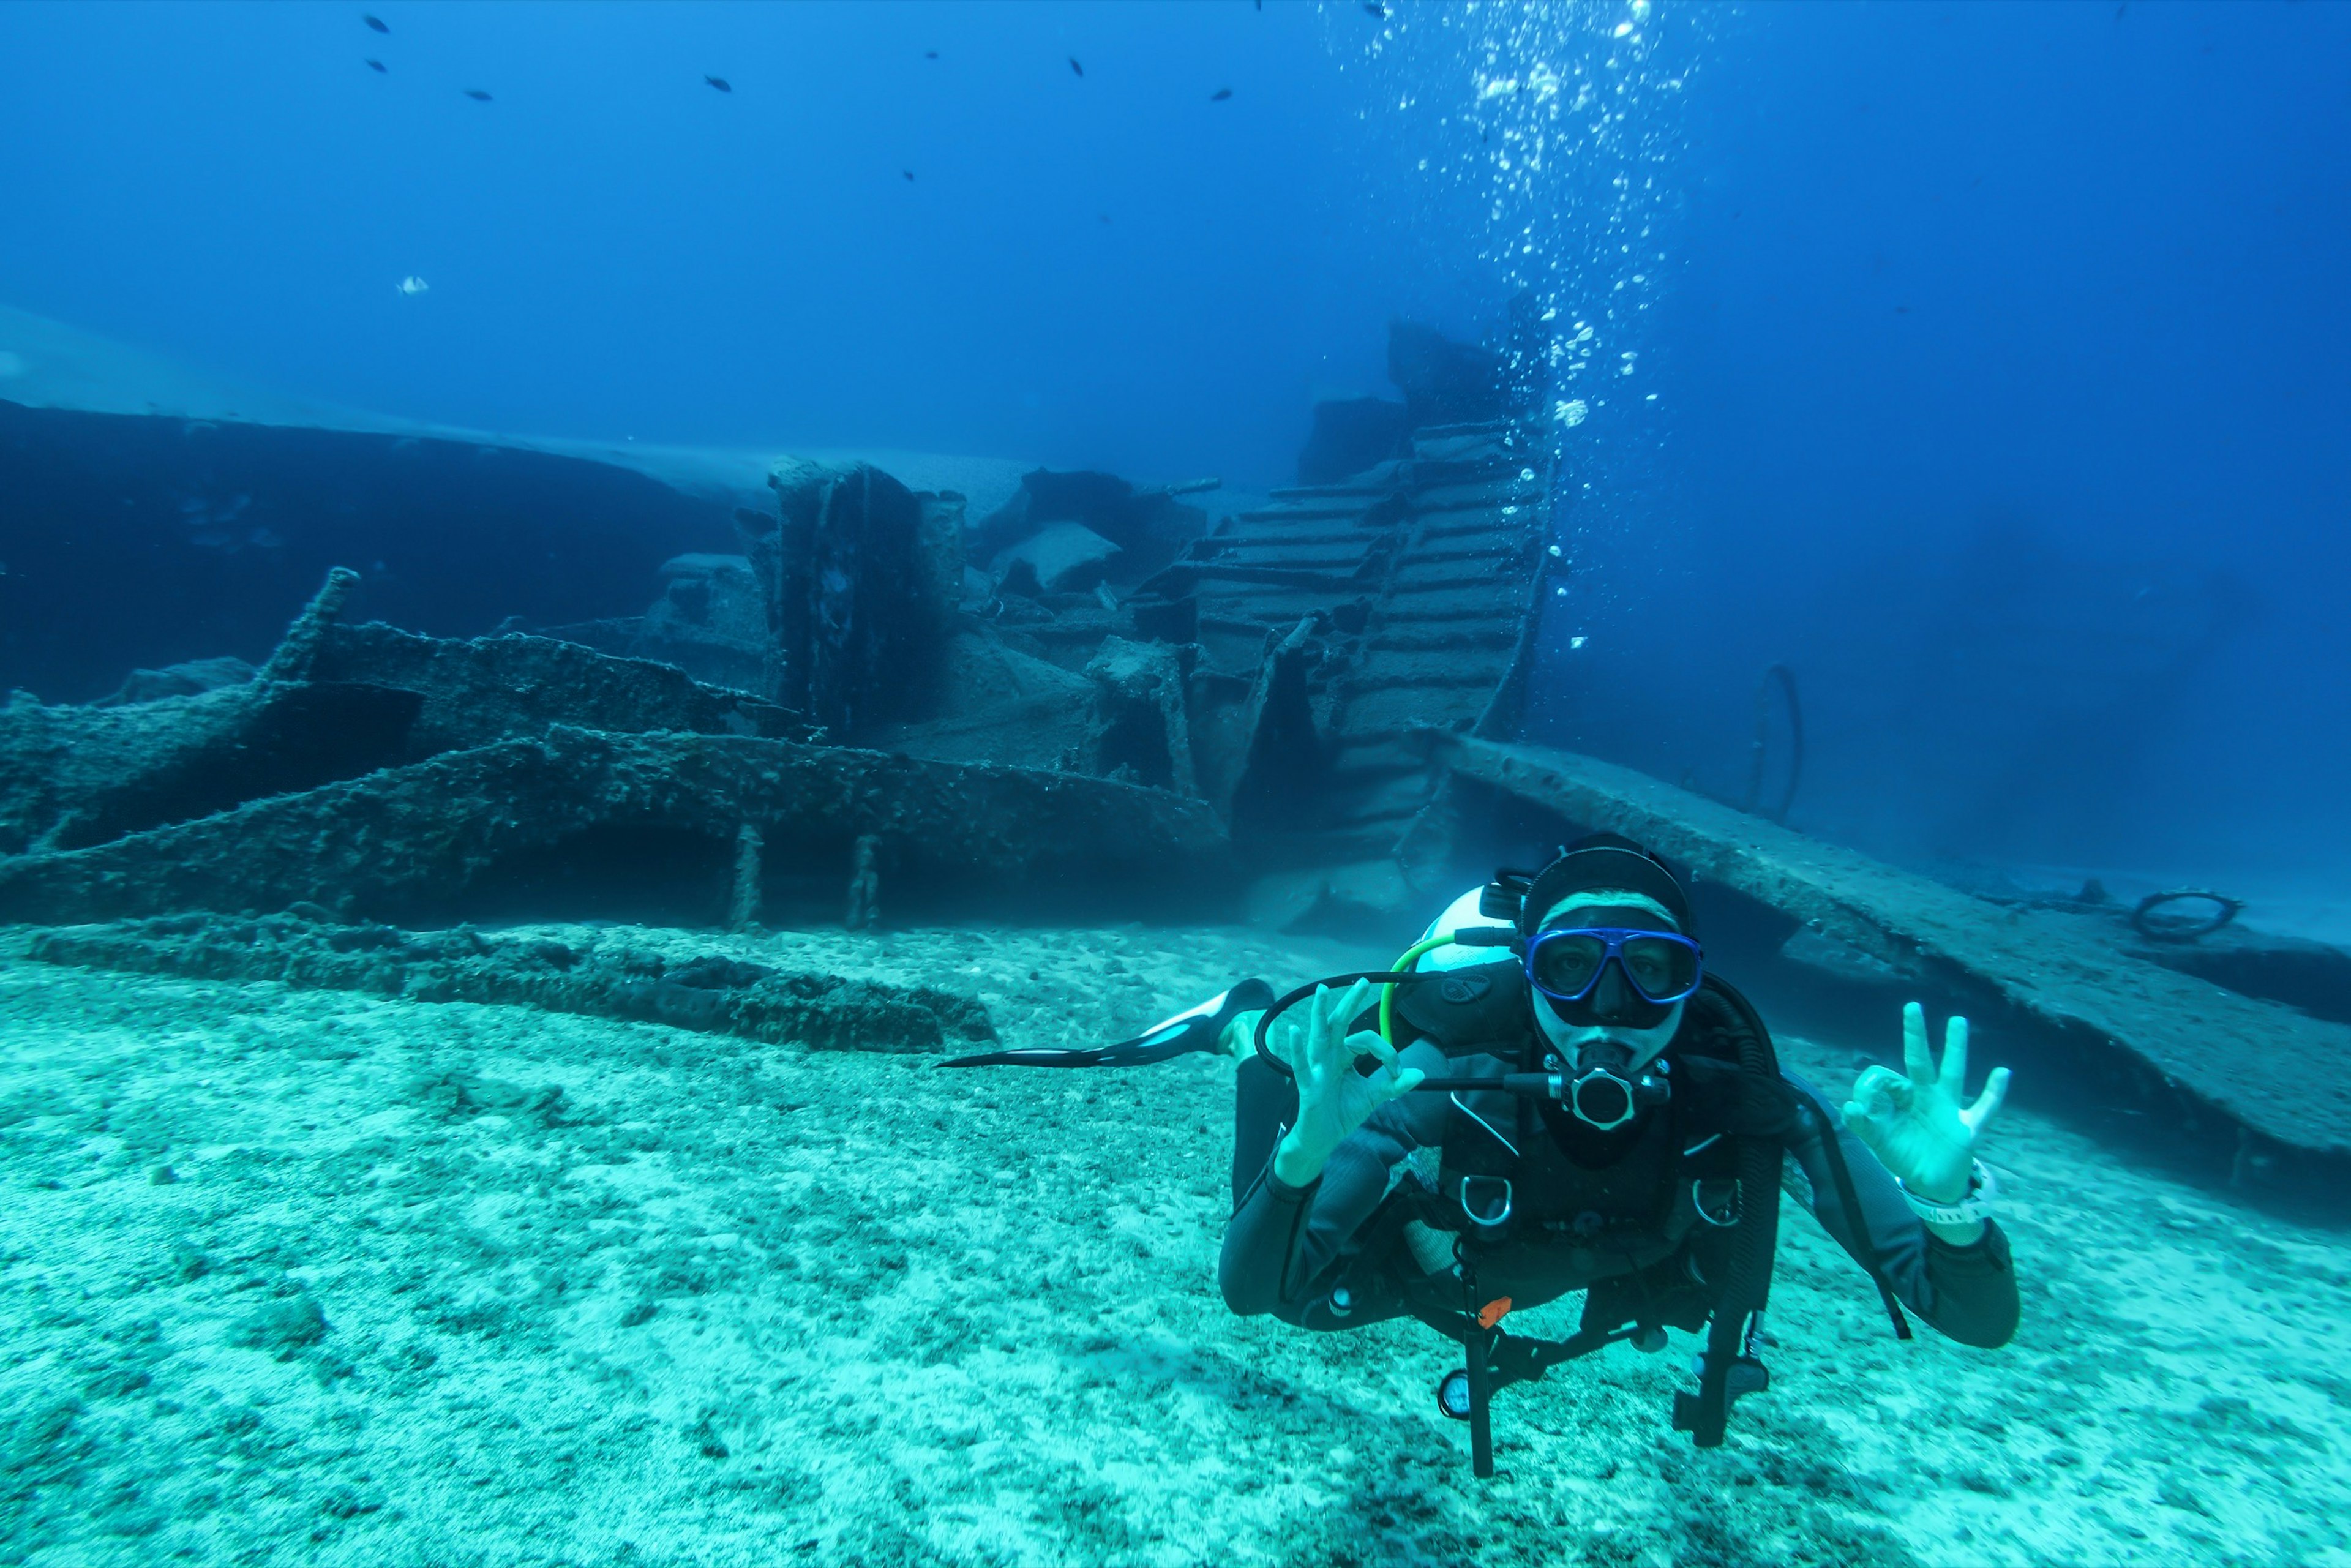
[1897,1159,1997,1225]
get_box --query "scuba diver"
[951,834,2018,1473]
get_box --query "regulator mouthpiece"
[1553,1052,1671,1131]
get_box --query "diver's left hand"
[1843,1002,2010,1205]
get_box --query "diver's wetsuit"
[1220,1028,2020,1349]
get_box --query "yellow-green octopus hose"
[1380,932,1460,1046]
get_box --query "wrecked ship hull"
[1127,422,1553,860]
[0,727,1228,929]
[2,303,1569,933]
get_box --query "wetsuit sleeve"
[1219,1041,1449,1317]
[1780,1073,2020,1350]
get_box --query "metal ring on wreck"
[2129,888,2243,943]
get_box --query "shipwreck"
[0,308,1559,932]
[4,302,2349,1210]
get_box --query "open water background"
[2,1,2347,889]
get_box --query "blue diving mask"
[1526,927,1704,1008]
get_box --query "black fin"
[942,978,1274,1069]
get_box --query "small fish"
[395,276,429,296]
[705,75,731,92]
[366,58,386,73]
[1068,56,1084,77]
[924,50,939,59]
[463,88,492,102]
[1894,305,1911,315]
[1210,87,1232,101]
[902,169,915,181]
[1363,2,1389,16]
[363,13,388,32]
[1097,212,1111,223]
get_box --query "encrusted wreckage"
[24,912,993,1054]
[725,421,1554,865]
[0,318,1559,939]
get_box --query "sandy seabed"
[1,920,2346,1568]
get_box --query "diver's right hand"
[1272,980,1424,1187]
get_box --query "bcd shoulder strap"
[1694,979,1913,1345]
[1433,1052,1526,1237]
[1392,960,1531,1054]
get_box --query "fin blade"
[937,978,1275,1070]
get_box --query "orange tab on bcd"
[1477,1297,1513,1330]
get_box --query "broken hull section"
[0,726,1230,930]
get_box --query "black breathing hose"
[1249,971,1429,1079]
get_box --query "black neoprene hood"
[1517,833,1695,936]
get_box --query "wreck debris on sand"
[0,400,1552,921]
[22,912,993,1052]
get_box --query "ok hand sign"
[1843,1002,2010,1210]
[1270,979,1425,1187]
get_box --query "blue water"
[7,9,2351,1563]
[1,0,2345,880]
